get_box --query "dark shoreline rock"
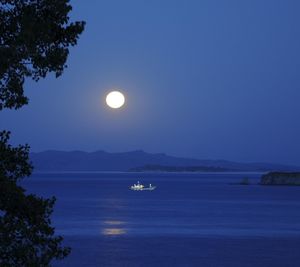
[261,172,300,186]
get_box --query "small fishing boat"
[130,181,156,191]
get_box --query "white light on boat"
[130,181,156,191]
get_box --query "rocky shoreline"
[261,172,300,186]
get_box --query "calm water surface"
[23,172,300,267]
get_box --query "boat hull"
[130,186,156,191]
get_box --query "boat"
[130,181,156,191]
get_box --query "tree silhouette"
[0,0,84,265]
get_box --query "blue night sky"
[1,0,300,165]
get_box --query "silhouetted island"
[261,172,300,185]
[30,150,300,172]
[130,164,234,172]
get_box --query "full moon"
[106,91,125,109]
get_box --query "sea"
[22,172,300,267]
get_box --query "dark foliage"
[0,0,85,265]
[0,132,70,266]
[0,0,85,110]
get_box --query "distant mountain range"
[30,150,300,172]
